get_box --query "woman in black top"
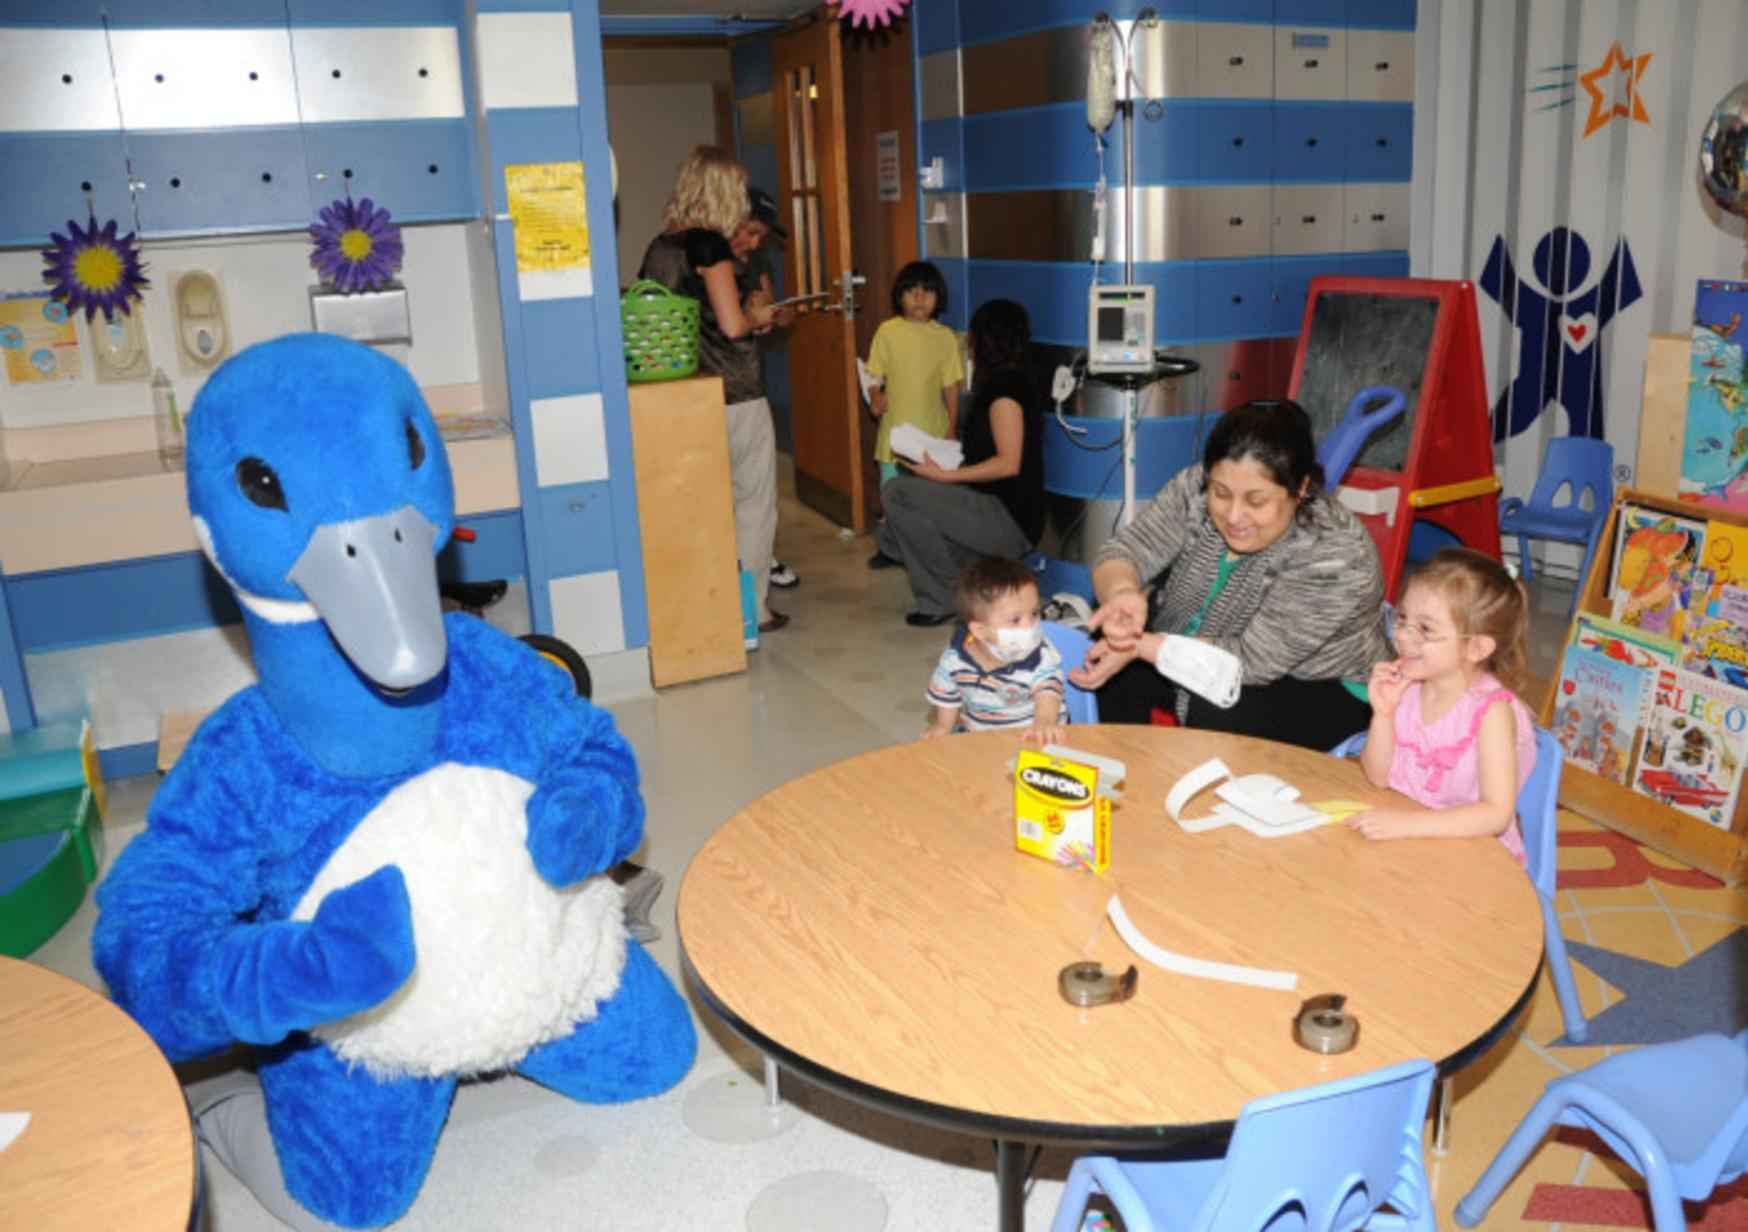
[879,298,1045,626]
[637,147,783,630]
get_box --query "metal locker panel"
[1189,185,1273,259]
[0,30,122,133]
[108,29,301,132]
[290,26,464,124]
[1194,102,1274,182]
[960,25,1086,116]
[0,133,135,247]
[1274,27,1346,102]
[302,120,476,222]
[1193,22,1273,100]
[128,127,312,236]
[1346,30,1414,104]
[1129,18,1199,100]
[1196,259,1274,340]
[1344,105,1413,181]
[1274,106,1343,181]
[1271,183,1344,255]
[919,49,962,122]
[1342,182,1410,251]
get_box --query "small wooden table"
[0,957,194,1230]
[679,727,1544,1231]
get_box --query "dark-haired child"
[923,558,1065,745]
[867,260,963,487]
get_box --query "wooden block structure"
[1636,332,1689,497]
[627,377,748,688]
[0,720,106,957]
[1288,276,1503,598]
[1540,488,1748,884]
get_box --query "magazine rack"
[1539,487,1748,884]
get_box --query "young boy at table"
[922,557,1066,745]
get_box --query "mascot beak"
[288,507,447,690]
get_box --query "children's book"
[1681,519,1748,688]
[1679,278,1748,512]
[1630,667,1748,831]
[1572,611,1680,673]
[1551,645,1650,786]
[1607,505,1707,644]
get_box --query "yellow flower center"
[73,244,124,293]
[339,228,374,261]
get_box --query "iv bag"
[1087,22,1117,134]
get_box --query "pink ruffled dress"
[1386,674,1534,867]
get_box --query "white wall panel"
[0,30,122,132]
[109,29,301,131]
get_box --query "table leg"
[1433,1074,1454,1155]
[994,1139,1027,1232]
[763,1056,780,1108]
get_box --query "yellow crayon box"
[1013,746,1117,872]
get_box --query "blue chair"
[1329,727,1587,1045]
[1050,1059,1438,1232]
[1498,437,1615,614]
[1317,386,1409,488]
[1456,1029,1748,1232]
[1043,621,1099,726]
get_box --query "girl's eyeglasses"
[1394,620,1465,646]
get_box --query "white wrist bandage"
[1153,635,1242,709]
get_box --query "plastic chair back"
[1519,728,1564,901]
[1317,386,1409,489]
[1526,437,1613,520]
[1042,621,1099,726]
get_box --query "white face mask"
[985,623,1043,663]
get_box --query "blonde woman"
[639,147,785,632]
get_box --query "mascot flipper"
[92,334,697,1228]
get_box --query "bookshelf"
[1538,487,1748,884]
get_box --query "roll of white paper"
[1107,895,1299,992]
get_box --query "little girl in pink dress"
[1352,548,1536,866]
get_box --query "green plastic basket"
[621,279,701,383]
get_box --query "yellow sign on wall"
[504,162,590,274]
[0,294,81,386]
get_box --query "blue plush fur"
[91,335,696,1228]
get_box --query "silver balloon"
[1701,81,1748,217]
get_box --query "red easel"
[1287,276,1502,598]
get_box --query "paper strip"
[0,1112,30,1154]
[1165,757,1230,824]
[1040,744,1128,785]
[1107,895,1299,992]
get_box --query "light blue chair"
[1329,727,1587,1045]
[1043,620,1099,726]
[1456,1028,1748,1232]
[1498,436,1615,615]
[1317,386,1409,488]
[1050,1060,1438,1232]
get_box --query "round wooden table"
[0,957,195,1230]
[679,727,1545,1231]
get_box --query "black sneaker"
[770,560,799,589]
[868,550,901,570]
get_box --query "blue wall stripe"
[932,256,970,332]
[954,0,1415,43]
[534,482,620,579]
[919,116,964,192]
[913,0,960,56]
[967,260,1194,344]
[491,218,556,637]
[439,509,528,584]
[731,35,773,99]
[88,0,457,25]
[567,0,647,650]
[10,553,239,653]
[603,17,781,36]
[0,570,38,730]
[483,108,586,215]
[1341,251,1411,279]
[520,296,602,399]
[476,0,578,9]
[1042,411,1224,500]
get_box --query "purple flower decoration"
[839,0,910,29]
[309,196,403,293]
[40,215,149,322]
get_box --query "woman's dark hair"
[891,260,948,318]
[1201,399,1326,522]
[967,298,1031,379]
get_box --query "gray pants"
[726,396,778,624]
[877,475,1030,617]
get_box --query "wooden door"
[773,14,865,530]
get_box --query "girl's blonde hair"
[662,146,750,240]
[1404,547,1530,691]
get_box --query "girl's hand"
[1087,589,1149,651]
[1368,660,1409,715]
[1069,638,1138,690]
[1024,721,1065,748]
[1347,809,1419,841]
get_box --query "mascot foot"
[517,942,697,1103]
[189,1070,347,1232]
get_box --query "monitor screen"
[1097,306,1126,342]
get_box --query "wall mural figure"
[1478,225,1643,442]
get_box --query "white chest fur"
[290,762,627,1079]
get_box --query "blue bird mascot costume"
[92,334,696,1229]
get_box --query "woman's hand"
[746,298,777,330]
[1368,660,1409,716]
[904,455,951,483]
[1087,588,1149,652]
[1068,638,1139,690]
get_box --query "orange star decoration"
[1579,42,1652,138]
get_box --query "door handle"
[831,271,867,321]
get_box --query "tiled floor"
[26,472,1748,1230]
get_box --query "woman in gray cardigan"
[1069,400,1389,749]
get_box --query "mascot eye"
[406,419,426,471]
[236,457,288,511]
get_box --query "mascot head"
[187,334,456,692]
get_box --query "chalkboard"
[1296,292,1442,474]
